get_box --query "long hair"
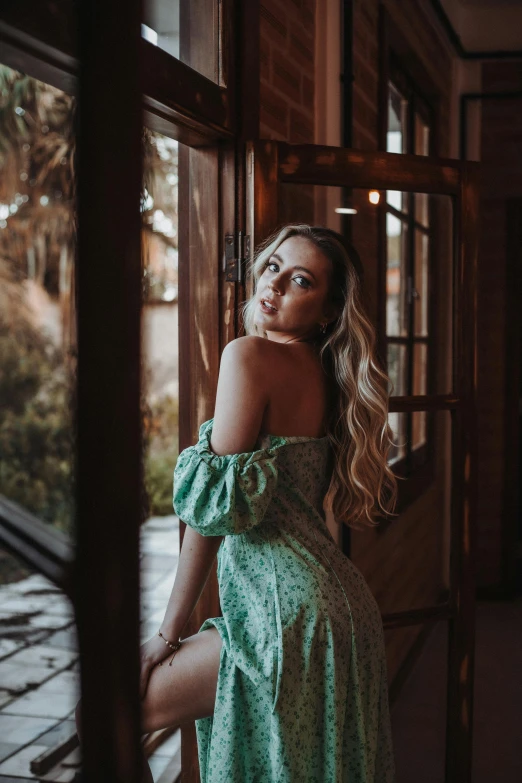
[240,223,400,531]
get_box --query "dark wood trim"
[429,0,522,61]
[178,144,222,782]
[236,0,260,141]
[383,600,451,630]
[460,92,522,161]
[502,199,522,597]
[73,0,144,778]
[389,393,460,412]
[0,3,237,142]
[276,143,462,193]
[444,163,480,783]
[0,496,73,594]
[388,588,449,708]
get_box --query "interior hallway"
[391,598,522,782]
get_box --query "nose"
[269,278,281,295]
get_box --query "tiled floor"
[0,515,180,782]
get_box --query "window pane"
[414,230,429,336]
[387,343,407,464]
[415,193,429,228]
[386,213,408,337]
[142,131,179,304]
[0,65,76,535]
[412,343,427,449]
[143,0,219,84]
[387,82,408,154]
[387,342,408,397]
[387,189,409,213]
[414,113,430,156]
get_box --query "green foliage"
[0,319,75,533]
[142,394,179,518]
[0,316,179,533]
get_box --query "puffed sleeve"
[172,418,279,536]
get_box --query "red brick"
[260,82,289,137]
[289,31,314,72]
[302,74,314,111]
[260,1,287,44]
[272,49,302,104]
[289,106,314,143]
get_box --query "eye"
[267,261,278,272]
[294,276,310,288]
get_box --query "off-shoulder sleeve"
[172,418,279,536]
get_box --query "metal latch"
[224,231,250,283]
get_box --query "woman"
[140,224,398,781]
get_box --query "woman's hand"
[139,633,179,699]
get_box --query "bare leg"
[75,628,222,781]
[141,627,222,733]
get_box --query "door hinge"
[224,230,250,283]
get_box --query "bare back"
[259,341,333,439]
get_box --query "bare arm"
[158,525,223,639]
[140,337,270,693]
[160,337,269,635]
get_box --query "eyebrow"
[270,252,316,281]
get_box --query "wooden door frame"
[502,198,522,598]
[0,1,260,780]
[246,140,480,783]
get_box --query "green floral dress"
[173,418,395,782]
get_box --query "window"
[381,54,437,503]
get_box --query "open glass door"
[245,140,479,783]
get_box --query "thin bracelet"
[157,630,182,666]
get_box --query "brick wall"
[259,0,316,143]
[476,62,522,587]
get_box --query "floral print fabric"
[173,418,395,782]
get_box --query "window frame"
[0,2,256,779]
[378,9,442,513]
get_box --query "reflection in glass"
[142,2,179,59]
[143,0,219,84]
[387,82,408,154]
[0,65,76,534]
[386,189,408,213]
[412,343,427,449]
[414,113,430,156]
[387,343,407,464]
[414,230,429,336]
[386,214,408,337]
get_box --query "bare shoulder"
[211,337,271,454]
[221,335,272,361]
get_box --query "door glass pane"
[412,343,428,449]
[414,229,429,336]
[387,214,408,337]
[143,0,220,84]
[387,343,407,464]
[0,65,76,535]
[414,113,430,156]
[0,64,183,767]
[411,343,428,450]
[387,82,408,154]
[387,189,409,213]
[415,192,429,228]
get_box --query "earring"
[320,322,328,334]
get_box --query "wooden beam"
[74,0,144,778]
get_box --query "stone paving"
[0,515,180,781]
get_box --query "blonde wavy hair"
[240,223,400,531]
